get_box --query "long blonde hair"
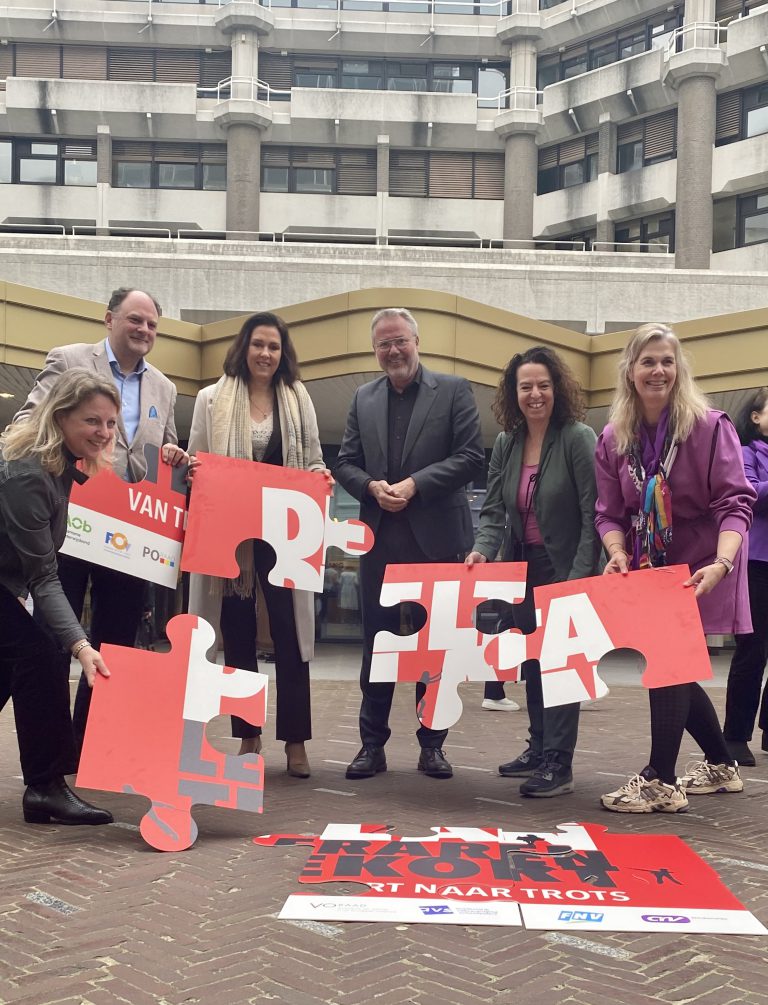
[609,323,709,455]
[1,369,121,476]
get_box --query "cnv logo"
[419,905,453,916]
[558,910,604,923]
[105,530,130,551]
[641,915,690,924]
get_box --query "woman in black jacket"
[0,368,118,825]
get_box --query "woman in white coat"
[188,312,329,778]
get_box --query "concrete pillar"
[376,134,389,245]
[674,74,717,269]
[503,132,538,244]
[230,28,259,99]
[595,116,616,249]
[226,123,261,237]
[96,123,111,234]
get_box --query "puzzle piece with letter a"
[77,614,267,852]
[61,442,188,588]
[181,452,374,591]
[370,563,712,730]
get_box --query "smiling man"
[335,308,485,781]
[14,287,187,750]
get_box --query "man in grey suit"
[15,287,187,749]
[335,308,485,780]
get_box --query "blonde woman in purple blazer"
[595,323,755,814]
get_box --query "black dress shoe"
[418,747,453,779]
[23,777,113,826]
[725,740,756,767]
[346,746,387,779]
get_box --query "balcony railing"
[496,85,542,112]
[664,22,727,58]
[197,76,289,102]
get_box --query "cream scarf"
[209,374,316,597]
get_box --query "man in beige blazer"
[15,287,188,750]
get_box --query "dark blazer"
[473,421,600,581]
[334,366,485,559]
[14,340,177,483]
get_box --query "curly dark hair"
[734,387,768,446]
[493,345,586,433]
[222,311,299,387]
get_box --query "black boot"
[23,777,113,826]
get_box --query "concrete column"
[230,29,259,98]
[503,132,537,244]
[595,116,616,248]
[507,37,538,89]
[674,74,716,269]
[376,134,389,245]
[96,124,111,234]
[226,123,261,237]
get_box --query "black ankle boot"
[22,777,113,826]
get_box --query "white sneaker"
[680,760,743,794]
[482,697,520,712]
[601,773,688,813]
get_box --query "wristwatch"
[714,556,734,576]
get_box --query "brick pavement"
[1,662,767,1005]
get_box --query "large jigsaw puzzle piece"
[369,563,528,728]
[77,614,267,852]
[61,443,188,587]
[181,452,373,592]
[370,563,712,730]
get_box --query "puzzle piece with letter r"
[370,563,712,730]
[77,614,267,852]
[181,452,374,592]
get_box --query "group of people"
[1,289,766,828]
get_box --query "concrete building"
[1,0,768,275]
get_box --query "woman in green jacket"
[466,346,599,797]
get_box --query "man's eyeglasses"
[373,337,414,354]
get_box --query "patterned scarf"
[627,409,678,570]
[209,374,316,597]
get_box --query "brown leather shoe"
[285,742,311,778]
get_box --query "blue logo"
[148,405,158,418]
[419,905,453,916]
[558,910,604,923]
[641,915,690,924]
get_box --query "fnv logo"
[105,530,130,551]
[641,915,690,924]
[419,905,453,916]
[558,911,604,923]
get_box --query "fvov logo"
[641,914,691,924]
[558,911,604,923]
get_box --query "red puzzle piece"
[370,563,712,730]
[61,443,187,587]
[181,452,373,591]
[77,614,267,851]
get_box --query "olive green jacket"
[473,421,600,581]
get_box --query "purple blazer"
[743,440,768,563]
[595,409,756,635]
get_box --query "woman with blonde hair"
[0,368,118,825]
[596,324,755,813]
[188,312,330,779]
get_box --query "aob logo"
[105,530,130,552]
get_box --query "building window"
[389,150,503,199]
[616,111,677,173]
[716,85,768,146]
[537,136,598,195]
[537,8,683,88]
[615,211,675,252]
[8,139,96,186]
[112,142,226,190]
[261,147,377,195]
[741,191,768,246]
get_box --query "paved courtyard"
[1,647,767,1005]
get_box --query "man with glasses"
[15,287,188,750]
[335,307,484,780]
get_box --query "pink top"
[517,463,544,545]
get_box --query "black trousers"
[724,559,768,742]
[498,545,580,768]
[358,515,458,750]
[49,554,146,752]
[220,540,311,743]
[0,585,78,785]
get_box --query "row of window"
[716,85,768,146]
[714,190,768,252]
[258,53,506,107]
[537,136,598,195]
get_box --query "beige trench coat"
[187,380,325,662]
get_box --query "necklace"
[249,391,273,420]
